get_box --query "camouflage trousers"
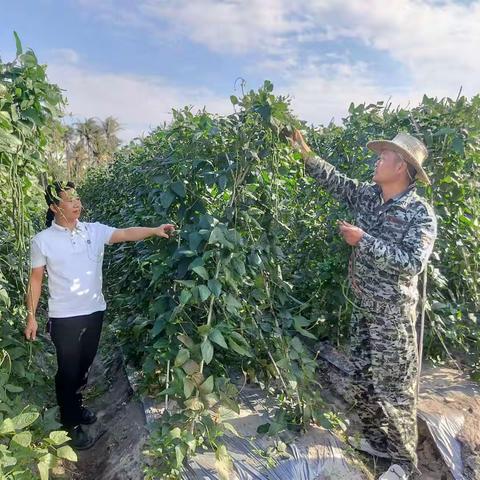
[349,297,419,473]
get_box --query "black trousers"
[49,310,104,428]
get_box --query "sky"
[2,0,480,141]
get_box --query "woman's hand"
[24,317,38,341]
[154,224,176,239]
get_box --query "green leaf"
[184,397,204,411]
[14,31,23,56]
[293,316,316,339]
[232,258,246,275]
[189,232,203,251]
[209,226,225,245]
[175,444,185,467]
[170,181,186,197]
[452,136,464,155]
[175,279,197,288]
[185,432,197,452]
[229,331,249,346]
[290,336,304,353]
[228,339,252,357]
[197,324,212,336]
[5,384,23,393]
[49,430,70,445]
[192,265,209,280]
[21,50,38,67]
[183,378,195,399]
[293,315,311,328]
[37,453,56,480]
[230,95,238,105]
[188,257,204,269]
[37,461,49,480]
[179,289,192,305]
[294,326,317,339]
[201,338,214,364]
[215,444,232,480]
[160,190,175,209]
[199,375,214,394]
[217,174,228,191]
[11,431,32,447]
[0,287,10,308]
[170,427,182,439]
[224,294,242,313]
[208,279,222,297]
[209,226,234,249]
[11,412,39,431]
[151,316,166,337]
[182,360,200,375]
[198,285,211,302]
[209,329,228,349]
[248,252,262,266]
[177,334,195,348]
[175,348,190,367]
[264,80,274,92]
[56,445,77,461]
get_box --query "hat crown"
[366,131,430,184]
[391,133,428,166]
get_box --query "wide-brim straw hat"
[367,132,430,184]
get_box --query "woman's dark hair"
[45,181,76,227]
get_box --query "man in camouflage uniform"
[290,131,437,479]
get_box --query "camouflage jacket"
[305,155,437,304]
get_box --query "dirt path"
[69,349,148,480]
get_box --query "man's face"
[373,149,404,184]
[50,189,82,222]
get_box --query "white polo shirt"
[30,220,116,318]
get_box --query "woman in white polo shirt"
[25,181,175,450]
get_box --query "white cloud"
[72,0,480,98]
[281,61,420,128]
[74,0,311,55]
[139,0,310,55]
[46,59,232,142]
[305,0,480,96]
[51,0,480,141]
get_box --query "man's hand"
[24,318,38,341]
[338,220,365,246]
[154,224,176,239]
[287,129,312,157]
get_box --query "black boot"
[80,406,97,425]
[68,425,95,450]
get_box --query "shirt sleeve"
[305,155,372,210]
[92,222,117,245]
[357,204,437,276]
[30,238,46,268]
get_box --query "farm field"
[1,33,479,480]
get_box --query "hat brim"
[367,140,431,185]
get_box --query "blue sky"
[2,0,480,141]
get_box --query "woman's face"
[50,188,82,222]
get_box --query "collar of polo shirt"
[51,219,84,233]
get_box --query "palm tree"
[75,118,103,164]
[102,116,121,156]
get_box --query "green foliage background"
[1,29,479,480]
[1,35,77,479]
[80,82,480,477]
